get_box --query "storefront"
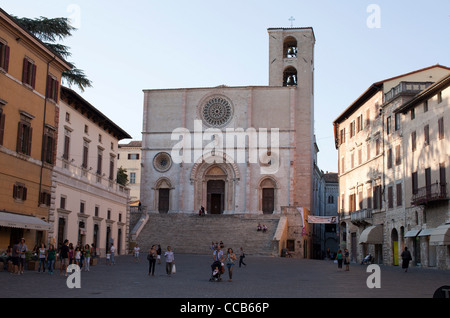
[0,211,52,250]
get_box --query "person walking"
[74,246,81,267]
[344,248,350,271]
[164,246,175,276]
[157,244,162,264]
[18,238,27,274]
[225,248,237,282]
[11,240,20,275]
[148,245,157,276]
[336,249,343,270]
[37,243,46,273]
[134,244,140,263]
[401,247,412,272]
[47,244,56,274]
[239,247,246,267]
[68,243,74,265]
[60,240,69,276]
[84,244,91,272]
[110,243,116,265]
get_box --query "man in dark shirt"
[59,239,69,276]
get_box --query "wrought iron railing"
[412,182,448,205]
[350,209,372,225]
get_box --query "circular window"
[201,96,233,128]
[153,152,172,172]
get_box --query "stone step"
[136,213,280,256]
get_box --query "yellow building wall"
[0,11,70,249]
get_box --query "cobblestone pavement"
[1,254,449,299]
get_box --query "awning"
[0,211,51,231]
[418,228,436,237]
[359,225,383,244]
[430,224,450,246]
[404,229,421,238]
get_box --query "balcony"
[350,209,372,226]
[384,81,433,103]
[412,182,448,206]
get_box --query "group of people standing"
[211,243,247,282]
[335,249,350,271]
[7,238,97,276]
[334,246,413,272]
[133,243,175,277]
[55,239,98,276]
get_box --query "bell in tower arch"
[286,74,297,86]
[286,46,297,58]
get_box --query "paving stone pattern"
[1,254,449,298]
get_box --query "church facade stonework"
[141,27,315,216]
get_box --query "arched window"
[283,66,297,86]
[283,36,298,58]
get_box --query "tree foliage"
[12,15,92,91]
[117,166,129,186]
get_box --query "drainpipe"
[38,55,56,207]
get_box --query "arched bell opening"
[283,36,298,58]
[283,66,298,87]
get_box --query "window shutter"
[54,79,59,102]
[16,122,23,153]
[0,111,5,145]
[109,158,114,180]
[23,186,27,201]
[43,133,48,163]
[46,75,52,98]
[63,135,70,160]
[22,58,28,83]
[82,145,88,168]
[31,64,37,89]
[13,184,17,198]
[27,126,33,156]
[4,45,9,72]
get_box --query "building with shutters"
[117,140,142,203]
[333,65,450,269]
[0,8,71,250]
[49,86,131,256]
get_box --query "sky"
[2,0,450,173]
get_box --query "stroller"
[361,254,372,265]
[209,260,223,282]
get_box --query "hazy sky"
[2,0,449,173]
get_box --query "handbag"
[172,264,176,274]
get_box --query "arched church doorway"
[207,180,225,214]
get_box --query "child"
[106,251,111,265]
[74,247,81,266]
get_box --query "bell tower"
[267,27,316,211]
[268,27,315,87]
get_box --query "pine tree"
[13,15,92,91]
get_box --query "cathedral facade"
[141,27,315,216]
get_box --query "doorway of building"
[207,180,224,214]
[262,188,274,214]
[158,189,170,213]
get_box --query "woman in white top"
[164,246,175,276]
[134,244,140,263]
[74,247,81,266]
[38,243,46,273]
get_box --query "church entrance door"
[158,189,170,213]
[262,188,274,214]
[207,180,225,214]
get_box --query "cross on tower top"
[288,16,295,27]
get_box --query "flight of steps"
[135,213,280,256]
